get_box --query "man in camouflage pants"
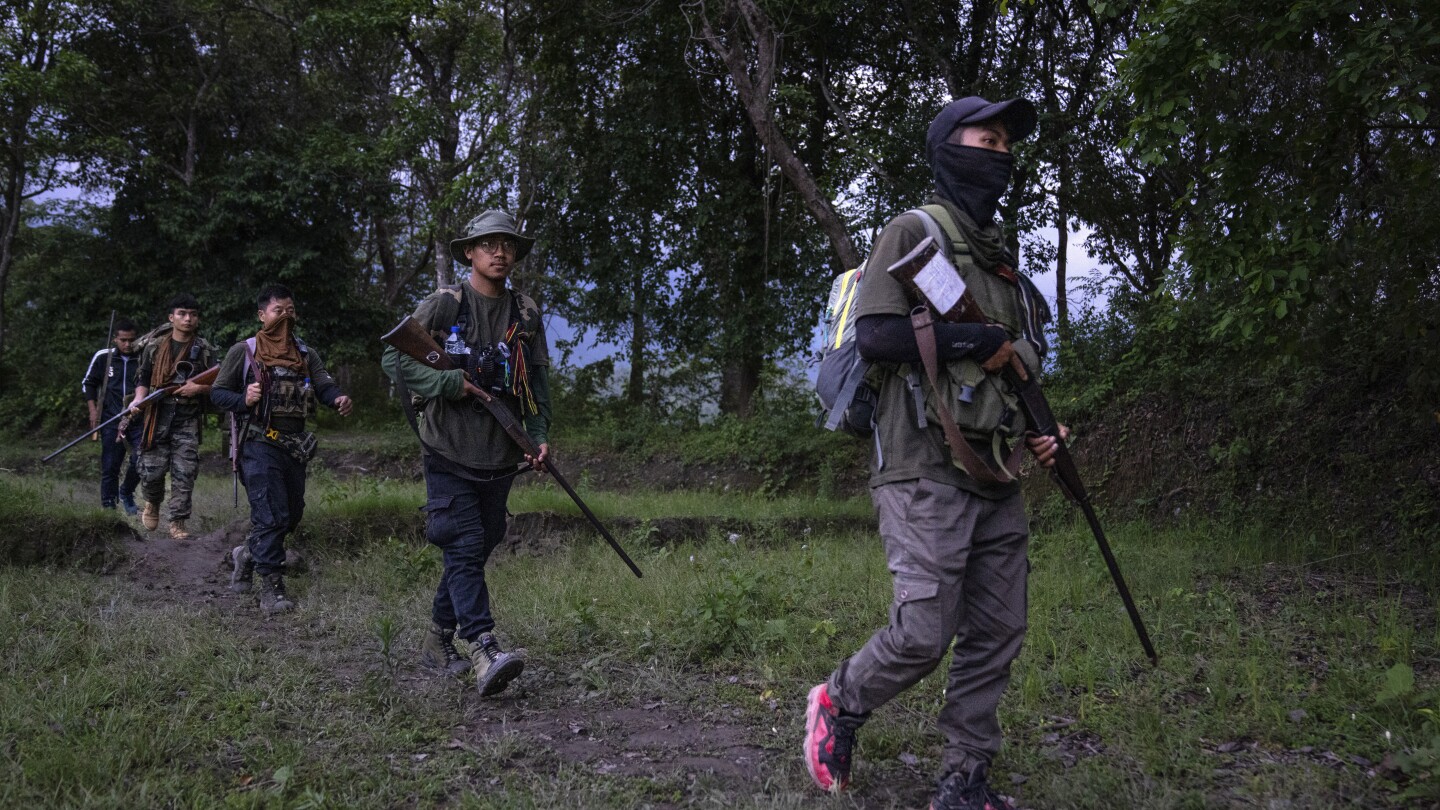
[129,293,219,540]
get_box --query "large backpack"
[814,207,963,437]
[814,265,877,436]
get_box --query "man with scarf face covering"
[803,97,1066,810]
[211,284,352,614]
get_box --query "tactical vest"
[166,338,209,417]
[908,204,1043,444]
[244,337,315,433]
[430,283,542,416]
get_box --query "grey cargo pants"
[828,477,1029,776]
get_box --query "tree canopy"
[2,0,1436,423]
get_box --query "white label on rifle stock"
[911,251,966,315]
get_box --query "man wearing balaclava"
[211,284,353,614]
[803,97,1064,810]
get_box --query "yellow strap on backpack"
[827,268,864,351]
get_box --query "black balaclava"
[933,142,1013,224]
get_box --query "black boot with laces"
[929,762,1012,810]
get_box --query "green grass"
[305,473,874,523]
[3,421,1436,807]
[1,504,1435,807]
[0,474,130,568]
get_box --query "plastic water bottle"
[444,326,469,364]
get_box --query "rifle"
[381,316,644,579]
[230,413,243,507]
[91,310,117,442]
[888,237,1158,667]
[44,364,221,463]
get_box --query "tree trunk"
[1055,152,1071,353]
[695,0,861,273]
[434,235,453,289]
[719,355,761,418]
[0,159,25,363]
[626,268,646,406]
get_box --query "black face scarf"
[933,143,1014,224]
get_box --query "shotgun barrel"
[45,364,220,463]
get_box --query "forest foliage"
[1,0,1436,531]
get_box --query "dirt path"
[108,522,928,808]
[115,518,240,604]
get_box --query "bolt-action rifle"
[90,310,117,443]
[888,237,1158,666]
[43,364,221,463]
[381,316,643,579]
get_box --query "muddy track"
[110,521,928,808]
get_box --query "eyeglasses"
[475,237,519,256]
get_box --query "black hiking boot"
[930,763,1013,810]
[258,573,295,615]
[470,632,525,697]
[421,624,472,677]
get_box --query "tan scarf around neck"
[255,316,304,372]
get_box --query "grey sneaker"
[229,545,255,593]
[421,625,472,676]
[258,573,295,615]
[470,632,525,697]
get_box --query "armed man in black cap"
[802,96,1067,809]
[382,209,551,698]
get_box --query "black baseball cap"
[926,96,1038,163]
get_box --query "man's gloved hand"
[948,323,1013,372]
[979,338,1016,373]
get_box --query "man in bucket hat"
[802,96,1066,810]
[383,209,550,697]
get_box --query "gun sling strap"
[906,207,1025,486]
[909,306,1025,486]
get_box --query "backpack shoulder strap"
[438,283,466,335]
[243,338,259,383]
[911,205,969,260]
[509,290,533,330]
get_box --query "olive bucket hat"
[449,209,536,265]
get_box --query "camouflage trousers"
[138,415,201,522]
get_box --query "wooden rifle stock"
[890,238,1158,666]
[381,316,643,579]
[44,364,220,463]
